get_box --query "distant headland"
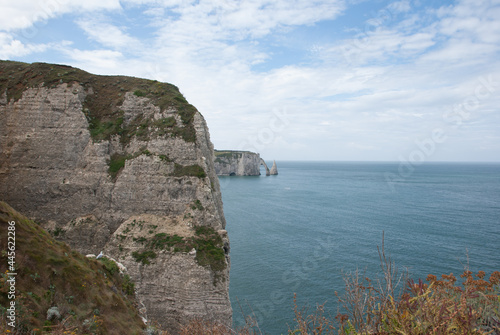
[214,150,278,176]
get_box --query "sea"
[219,161,500,335]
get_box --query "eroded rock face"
[0,61,231,333]
[214,150,261,176]
[270,160,278,175]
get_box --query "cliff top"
[214,150,259,161]
[0,60,198,143]
[214,150,257,155]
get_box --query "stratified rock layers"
[0,61,231,333]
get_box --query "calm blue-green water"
[220,162,500,335]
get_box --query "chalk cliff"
[0,61,231,332]
[214,150,261,176]
[270,160,278,175]
[214,150,279,177]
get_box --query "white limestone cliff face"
[214,150,261,176]
[0,62,231,333]
[270,160,278,175]
[260,158,271,176]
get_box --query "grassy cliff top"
[0,60,198,143]
[0,202,145,334]
[214,150,258,159]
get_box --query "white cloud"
[0,32,49,58]
[61,49,125,73]
[0,0,121,31]
[217,0,345,38]
[437,0,500,43]
[148,0,345,63]
[387,0,411,14]
[76,18,142,50]
[141,0,346,40]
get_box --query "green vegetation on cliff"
[172,163,207,179]
[214,150,246,157]
[214,150,257,164]
[130,225,226,277]
[0,60,197,143]
[107,151,206,181]
[0,202,144,334]
[0,60,207,181]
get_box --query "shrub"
[89,116,124,141]
[285,236,500,335]
[191,200,204,211]
[149,233,187,251]
[155,116,176,128]
[172,163,206,178]
[331,241,500,335]
[191,227,226,277]
[132,250,157,265]
[122,274,135,296]
[52,227,65,237]
[98,256,120,276]
[108,153,129,179]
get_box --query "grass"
[172,163,206,178]
[88,113,124,141]
[192,227,226,275]
[147,233,187,252]
[191,200,204,211]
[214,150,245,164]
[98,257,120,276]
[214,150,253,157]
[0,202,145,334]
[108,153,130,179]
[154,116,176,128]
[133,90,146,97]
[122,275,135,296]
[131,250,157,265]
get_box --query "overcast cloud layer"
[1,0,499,161]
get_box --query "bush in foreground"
[292,239,500,335]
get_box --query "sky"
[1,0,499,162]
